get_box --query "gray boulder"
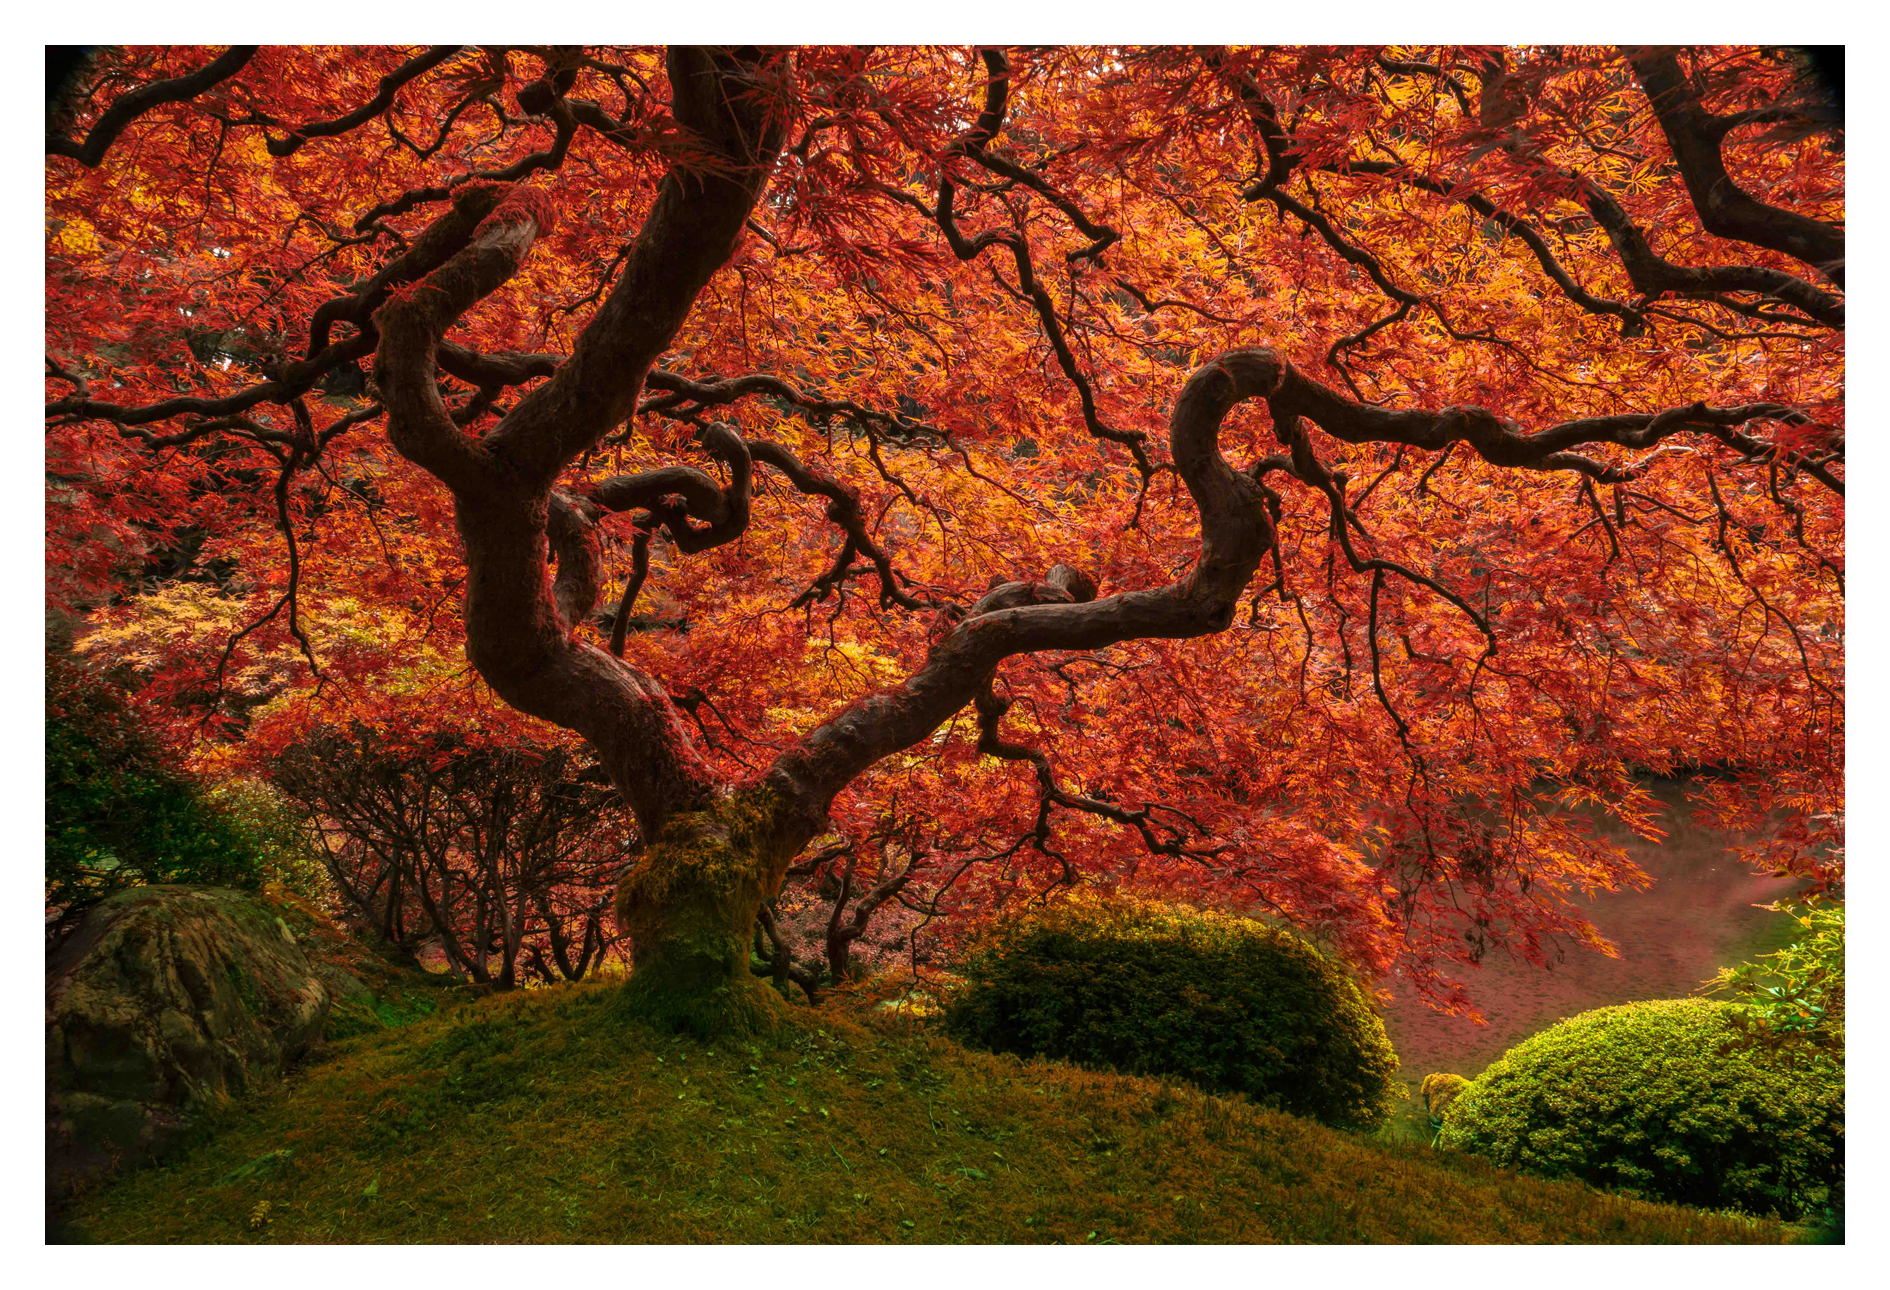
[46,885,373,1198]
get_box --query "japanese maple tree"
[46,45,1843,1032]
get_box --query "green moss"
[225,962,264,1015]
[614,785,796,923]
[1436,999,1842,1219]
[57,985,1785,1245]
[322,991,441,1043]
[942,890,1400,1131]
[610,785,798,1037]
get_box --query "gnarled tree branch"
[757,343,1823,852]
[48,46,259,167]
[371,48,793,838]
[1626,47,1844,286]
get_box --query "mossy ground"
[58,982,1788,1244]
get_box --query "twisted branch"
[48,46,259,167]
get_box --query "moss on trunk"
[610,785,797,1036]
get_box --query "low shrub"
[1421,1073,1471,1122]
[206,779,335,906]
[1435,999,1842,1219]
[941,889,1399,1131]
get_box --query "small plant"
[1420,1073,1470,1125]
[941,889,1400,1131]
[1436,999,1842,1220]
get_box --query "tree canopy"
[46,45,1843,1020]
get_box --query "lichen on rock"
[45,884,439,1199]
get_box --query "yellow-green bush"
[1421,1073,1470,1121]
[1436,999,1842,1219]
[941,890,1399,1131]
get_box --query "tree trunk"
[610,785,799,1035]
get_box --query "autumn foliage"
[46,45,1842,1019]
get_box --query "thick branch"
[762,348,1287,843]
[588,428,931,612]
[547,490,607,631]
[1267,364,1823,491]
[590,423,752,555]
[758,345,1824,850]
[308,184,509,359]
[1627,47,1844,286]
[483,48,790,490]
[46,193,518,431]
[1571,165,1844,329]
[371,49,791,838]
[48,46,258,167]
[372,188,551,498]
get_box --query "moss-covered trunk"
[610,786,798,1035]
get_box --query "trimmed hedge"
[942,890,1399,1131]
[1436,999,1843,1219]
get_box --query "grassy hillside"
[59,982,1786,1244]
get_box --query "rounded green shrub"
[941,890,1399,1131]
[1435,999,1842,1219]
[1421,1072,1471,1122]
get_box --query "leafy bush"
[1704,899,1844,1053]
[203,779,335,906]
[1701,899,1846,1236]
[1421,1072,1471,1123]
[46,657,263,937]
[942,890,1399,1131]
[1436,999,1842,1219]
